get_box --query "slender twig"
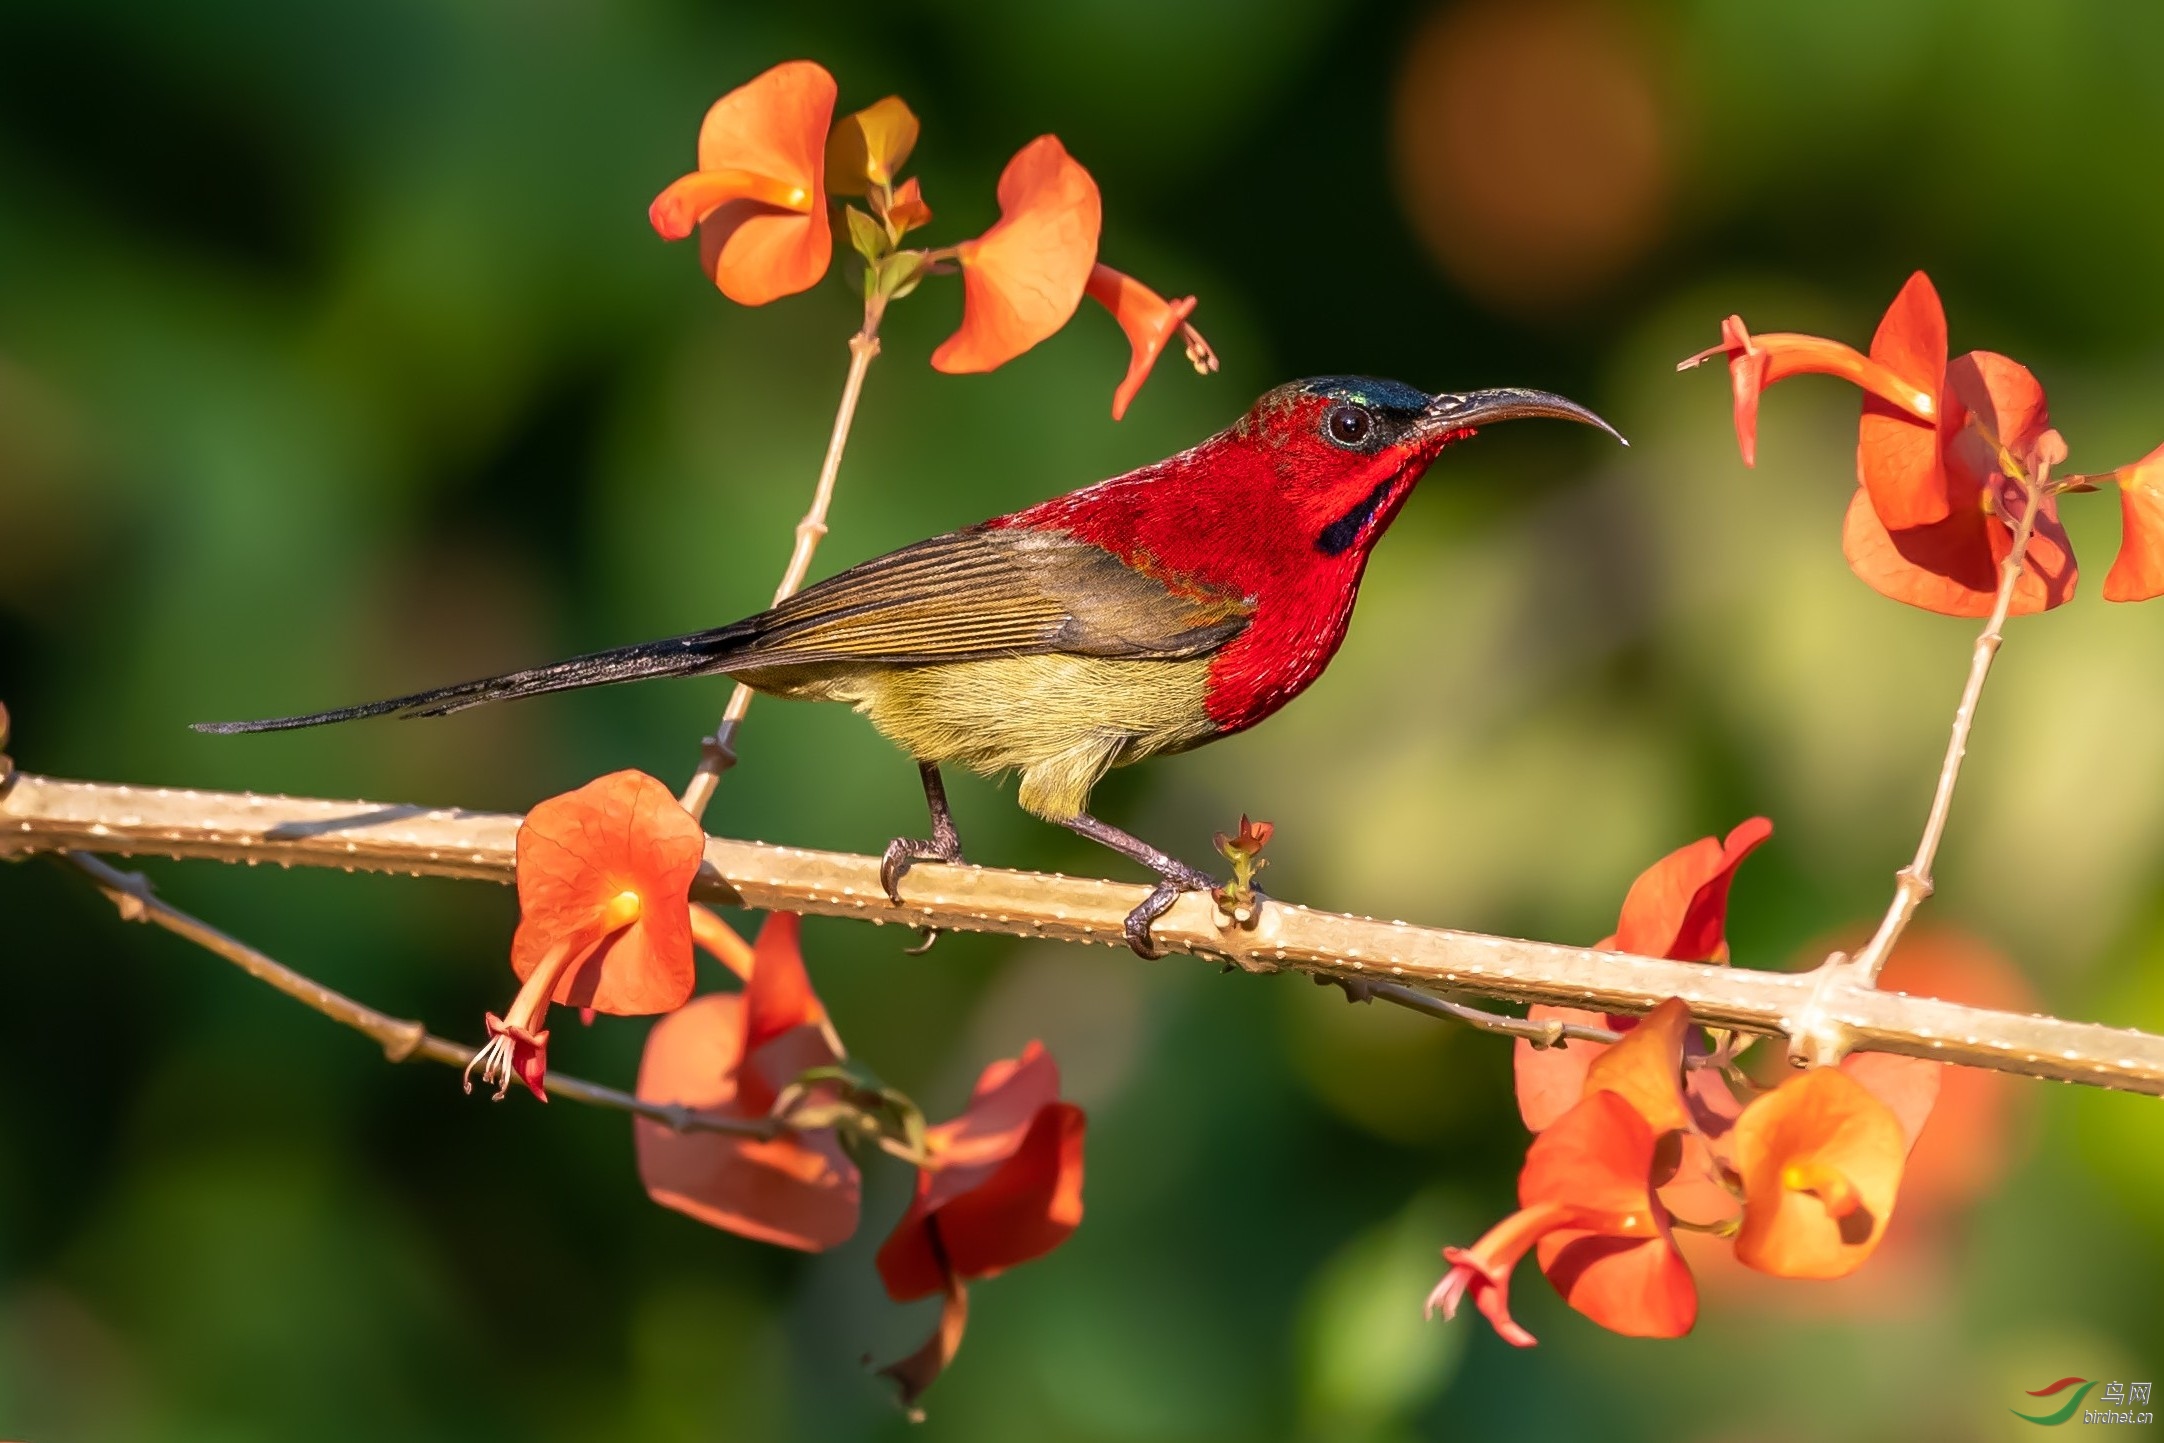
[10,773,2163,1093]
[1357,978,1623,1047]
[56,850,777,1139]
[681,292,890,821]
[1849,450,2054,986]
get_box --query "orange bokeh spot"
[1392,0,1671,313]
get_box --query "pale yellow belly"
[741,654,1215,820]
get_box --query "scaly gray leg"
[1060,811,1218,958]
[881,762,966,903]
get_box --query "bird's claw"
[880,835,965,906]
[1121,866,1218,959]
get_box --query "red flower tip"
[650,60,836,306]
[466,1012,550,1102]
[2104,442,2164,602]
[635,913,860,1252]
[930,136,1101,374]
[1084,263,1218,420]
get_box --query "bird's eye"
[1326,405,1374,448]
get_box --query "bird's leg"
[1060,812,1218,959]
[880,762,967,904]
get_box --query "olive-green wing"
[730,525,1251,672]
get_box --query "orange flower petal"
[683,60,836,306]
[927,1102,1086,1281]
[1856,272,1953,530]
[1872,931,2031,1216]
[1535,1223,1698,1339]
[886,176,933,235]
[510,770,703,1016]
[1522,1091,1697,1338]
[1840,483,2077,617]
[649,168,813,242]
[929,136,1101,374]
[2104,442,2164,602]
[1732,1067,1906,1280]
[734,912,843,1115]
[1581,997,1693,1135]
[1512,1005,1622,1132]
[1084,263,1201,421]
[634,992,861,1252]
[1611,817,1772,962]
[825,95,920,194]
[876,1042,1083,1301]
[1838,1051,1941,1152]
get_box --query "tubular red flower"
[635,913,860,1252]
[1432,1090,1694,1347]
[1084,263,1218,420]
[1681,309,1936,472]
[649,60,835,306]
[2104,442,2164,602]
[930,136,1101,374]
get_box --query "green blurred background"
[3,1,2162,1438]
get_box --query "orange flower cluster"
[473,770,1083,1415]
[650,61,1217,419]
[1681,272,2164,612]
[1437,822,1940,1345]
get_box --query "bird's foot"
[880,834,966,906]
[1123,862,1219,959]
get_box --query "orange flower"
[1430,1089,1695,1347]
[929,136,1101,374]
[649,61,835,306]
[1841,353,2075,617]
[2104,442,2164,602]
[1731,1067,1907,1279]
[1084,263,1219,420]
[1683,274,2078,618]
[874,1041,1086,1414]
[467,770,704,1100]
[1515,819,1771,1131]
[634,913,860,1252]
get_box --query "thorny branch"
[8,771,2163,1096]
[56,849,777,1139]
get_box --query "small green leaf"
[844,204,886,263]
[877,250,928,301]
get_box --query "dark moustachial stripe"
[1316,477,1396,555]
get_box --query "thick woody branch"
[7,771,2164,1096]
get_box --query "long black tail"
[192,620,760,734]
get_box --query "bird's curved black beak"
[1419,387,1628,447]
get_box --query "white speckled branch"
[6,771,2162,1095]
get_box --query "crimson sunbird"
[200,378,1621,953]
